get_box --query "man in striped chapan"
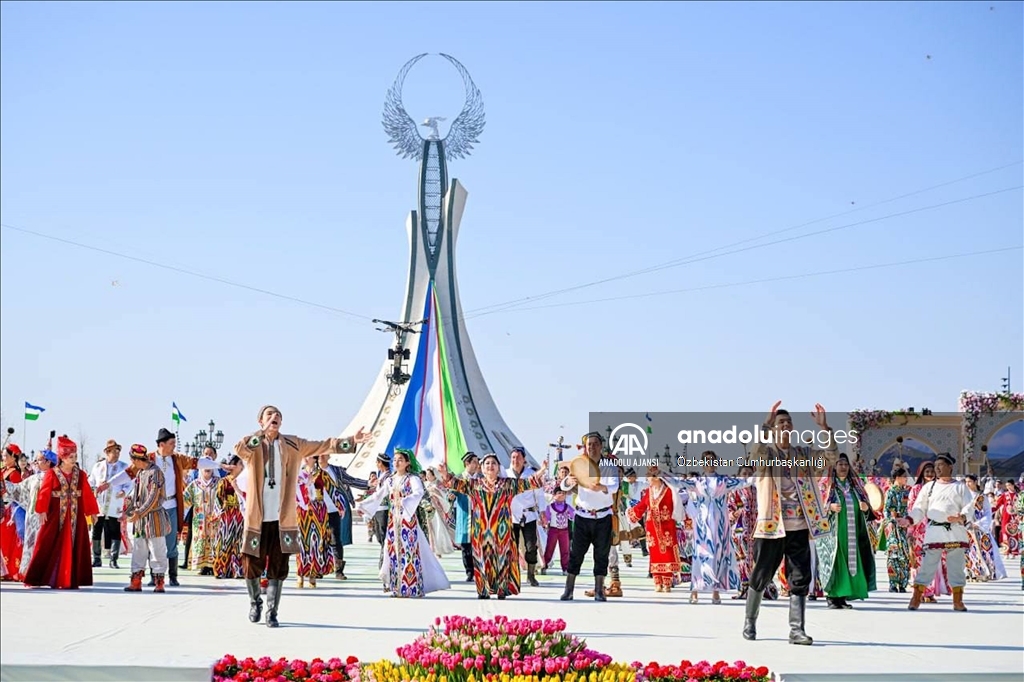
[123,443,171,593]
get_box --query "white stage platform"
[1,537,1022,681]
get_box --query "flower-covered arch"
[847,410,961,474]
[959,391,1024,466]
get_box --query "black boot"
[788,595,813,645]
[246,579,263,623]
[743,588,763,640]
[168,563,180,587]
[266,579,281,628]
[92,539,102,568]
[109,544,119,570]
[594,576,607,602]
[336,560,347,580]
[826,597,843,609]
[527,564,540,587]
[560,573,577,601]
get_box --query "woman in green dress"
[816,454,877,609]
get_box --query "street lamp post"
[184,420,225,458]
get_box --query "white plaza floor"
[1,534,1022,682]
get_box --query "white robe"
[356,474,449,595]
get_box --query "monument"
[340,54,533,477]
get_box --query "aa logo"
[609,423,648,458]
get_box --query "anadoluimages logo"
[609,423,649,458]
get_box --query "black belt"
[575,505,612,517]
[928,520,952,531]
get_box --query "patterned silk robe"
[883,483,911,591]
[965,493,1006,582]
[0,467,24,581]
[356,473,450,598]
[182,475,219,570]
[296,465,347,579]
[213,477,244,579]
[996,490,1021,556]
[675,475,753,592]
[7,472,46,574]
[627,482,681,584]
[22,465,100,589]
[445,477,539,598]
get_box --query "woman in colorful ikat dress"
[440,453,546,599]
[963,475,1006,582]
[883,467,912,592]
[356,449,449,598]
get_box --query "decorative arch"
[958,391,1024,465]
[848,411,961,474]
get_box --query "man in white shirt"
[905,452,975,611]
[508,447,547,587]
[559,432,619,601]
[89,440,131,569]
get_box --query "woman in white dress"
[355,450,449,597]
[423,469,459,557]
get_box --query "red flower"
[756,666,770,677]
[345,656,359,665]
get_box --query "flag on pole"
[645,412,653,434]
[25,402,45,421]
[172,402,187,425]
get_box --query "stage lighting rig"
[373,318,425,388]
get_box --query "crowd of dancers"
[1,402,1022,642]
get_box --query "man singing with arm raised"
[742,402,839,645]
[234,405,370,628]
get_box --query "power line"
[463,162,1024,317]
[0,222,375,323]
[466,245,1023,316]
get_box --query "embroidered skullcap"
[376,452,391,465]
[510,446,526,455]
[57,436,77,458]
[41,450,58,465]
[480,453,500,464]
[935,452,955,466]
[461,451,478,464]
[130,443,149,460]
[5,443,22,457]
[582,431,605,444]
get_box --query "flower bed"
[213,616,772,682]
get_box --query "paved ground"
[1,534,1022,681]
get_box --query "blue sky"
[1,1,1021,461]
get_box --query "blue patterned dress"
[675,475,753,592]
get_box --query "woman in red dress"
[1,443,25,581]
[995,480,1021,556]
[22,436,99,589]
[627,466,683,592]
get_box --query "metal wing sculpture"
[438,53,485,160]
[382,53,485,162]
[383,53,428,161]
